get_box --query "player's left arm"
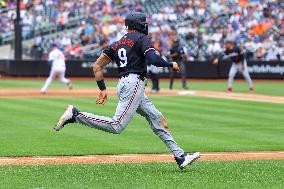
[48,52,54,65]
[142,37,179,71]
[93,53,111,105]
[213,52,224,64]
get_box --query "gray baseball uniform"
[76,32,185,157]
[221,46,253,89]
[76,74,184,157]
[228,59,253,88]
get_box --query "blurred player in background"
[213,41,254,92]
[147,42,163,93]
[147,63,161,93]
[168,38,190,90]
[40,44,72,94]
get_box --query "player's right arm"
[93,47,113,105]
[48,51,54,65]
[213,52,225,64]
[93,54,110,82]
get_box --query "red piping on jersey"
[78,79,141,126]
[144,48,156,56]
[102,53,112,61]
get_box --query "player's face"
[225,43,233,50]
[173,40,179,47]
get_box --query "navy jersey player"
[213,41,254,92]
[169,38,189,90]
[54,12,200,170]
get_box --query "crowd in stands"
[147,0,284,61]
[1,0,283,61]
[0,0,87,44]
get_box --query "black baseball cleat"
[175,152,200,170]
[54,105,78,131]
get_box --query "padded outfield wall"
[1,59,284,79]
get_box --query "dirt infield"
[0,151,284,166]
[1,87,284,104]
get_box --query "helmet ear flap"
[143,23,148,35]
[125,12,148,35]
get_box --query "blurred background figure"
[41,44,72,94]
[147,63,161,93]
[213,41,254,92]
[147,40,163,93]
[168,38,190,90]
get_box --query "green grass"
[1,160,283,189]
[0,80,283,188]
[1,79,284,96]
[0,79,116,88]
[0,96,283,156]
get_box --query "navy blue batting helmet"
[125,12,148,35]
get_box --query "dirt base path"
[0,151,284,166]
[1,87,284,104]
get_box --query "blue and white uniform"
[41,48,72,93]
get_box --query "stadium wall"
[1,60,284,79]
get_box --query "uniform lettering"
[112,39,135,51]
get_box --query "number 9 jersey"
[102,32,155,77]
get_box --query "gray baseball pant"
[228,60,253,88]
[76,74,185,157]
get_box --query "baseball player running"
[213,41,254,92]
[40,44,72,94]
[54,12,200,170]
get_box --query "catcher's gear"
[125,12,148,35]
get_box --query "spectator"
[1,0,283,61]
[266,45,281,61]
[60,33,72,47]
[255,47,266,60]
[208,40,222,56]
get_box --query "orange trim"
[102,53,112,61]
[144,48,155,56]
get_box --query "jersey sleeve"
[48,52,55,61]
[141,36,155,56]
[179,46,185,54]
[170,48,174,55]
[102,44,115,61]
[237,47,245,62]
[236,47,241,54]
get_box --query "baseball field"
[0,77,284,189]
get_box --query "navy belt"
[119,73,146,81]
